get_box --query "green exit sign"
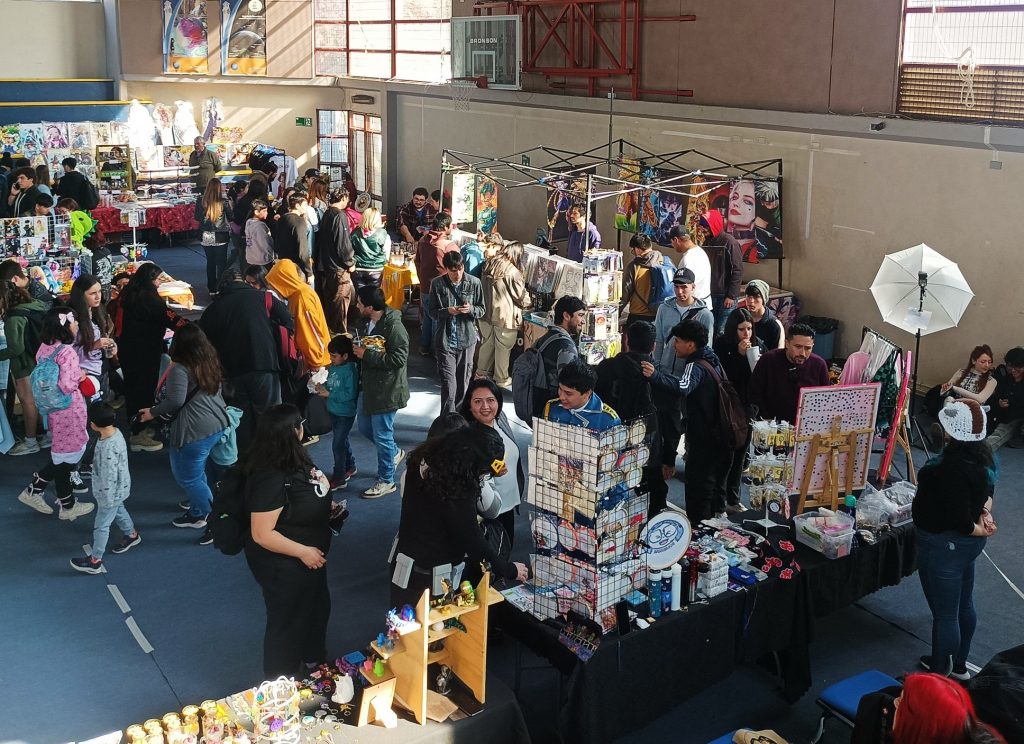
[295,117,312,127]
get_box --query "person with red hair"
[853,672,1006,743]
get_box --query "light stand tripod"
[907,271,934,454]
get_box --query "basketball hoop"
[446,75,488,111]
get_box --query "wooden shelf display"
[380,573,503,725]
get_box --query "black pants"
[683,443,733,524]
[246,554,331,679]
[641,465,668,518]
[120,346,163,418]
[725,428,753,507]
[497,508,516,550]
[37,461,76,507]
[229,371,281,453]
[389,564,433,611]
[658,403,684,468]
[204,243,228,293]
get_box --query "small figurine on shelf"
[373,658,386,677]
[457,580,476,607]
[443,617,467,634]
[386,605,420,635]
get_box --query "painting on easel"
[791,383,881,510]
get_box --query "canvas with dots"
[789,383,881,494]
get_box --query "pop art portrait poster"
[702,178,783,263]
[614,158,641,232]
[221,0,267,76]
[163,0,209,74]
[476,177,498,235]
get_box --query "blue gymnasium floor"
[1,242,1022,744]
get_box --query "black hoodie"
[595,350,662,462]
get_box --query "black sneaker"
[920,654,971,681]
[71,556,104,574]
[78,465,92,479]
[198,527,214,546]
[172,512,208,529]
[178,500,191,511]
[110,533,142,554]
[70,470,89,494]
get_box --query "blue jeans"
[711,295,734,339]
[419,294,436,351]
[331,414,356,480]
[357,401,397,483]
[169,430,222,517]
[915,528,986,672]
[91,500,135,560]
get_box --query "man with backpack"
[512,294,587,425]
[642,319,737,524]
[596,321,667,517]
[56,157,99,210]
[0,281,48,455]
[619,234,673,327]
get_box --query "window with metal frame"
[313,0,451,82]
[899,1,1024,123]
[350,112,383,209]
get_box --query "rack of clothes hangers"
[839,327,904,435]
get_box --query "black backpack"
[694,359,750,451]
[9,305,45,358]
[82,176,100,210]
[210,467,293,555]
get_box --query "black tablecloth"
[500,522,916,744]
[351,673,530,744]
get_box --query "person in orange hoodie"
[266,259,331,371]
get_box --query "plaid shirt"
[398,200,437,239]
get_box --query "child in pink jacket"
[17,307,94,520]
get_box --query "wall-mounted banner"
[163,0,210,75]
[221,0,267,76]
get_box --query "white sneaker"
[362,480,397,499]
[70,471,89,494]
[59,501,96,521]
[39,431,52,449]
[8,439,41,456]
[393,448,407,469]
[18,486,53,515]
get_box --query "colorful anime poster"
[701,178,783,263]
[476,177,498,235]
[0,125,21,154]
[221,0,267,76]
[69,123,94,151]
[222,142,254,166]
[638,168,689,246]
[211,125,245,144]
[162,0,209,74]
[45,149,73,182]
[41,122,69,150]
[163,145,194,168]
[134,145,165,172]
[91,122,113,146]
[53,222,72,251]
[19,124,44,158]
[614,157,641,232]
[544,168,594,242]
[450,172,475,224]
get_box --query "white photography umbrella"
[869,243,974,335]
[869,243,975,425]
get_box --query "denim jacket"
[427,273,485,350]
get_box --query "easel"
[877,400,918,488]
[797,416,875,513]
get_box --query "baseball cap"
[672,267,696,285]
[303,168,319,178]
[668,225,690,241]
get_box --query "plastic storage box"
[793,509,855,559]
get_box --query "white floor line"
[125,617,154,654]
[107,584,131,614]
[81,543,107,573]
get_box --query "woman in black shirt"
[912,398,998,680]
[244,404,343,678]
[390,425,528,608]
[714,308,764,513]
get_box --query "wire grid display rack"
[527,417,650,633]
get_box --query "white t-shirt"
[480,422,521,516]
[678,247,712,304]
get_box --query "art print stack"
[526,417,650,633]
[1,214,72,258]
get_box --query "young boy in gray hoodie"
[70,401,140,574]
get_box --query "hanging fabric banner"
[163,0,210,74]
[221,0,267,76]
[614,157,641,232]
[451,172,476,224]
[701,178,783,263]
[476,176,498,235]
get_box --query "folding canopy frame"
[440,139,785,286]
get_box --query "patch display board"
[451,16,521,89]
[790,383,881,495]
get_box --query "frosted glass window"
[395,53,449,82]
[349,22,392,51]
[349,0,391,22]
[395,22,449,52]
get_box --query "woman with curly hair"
[390,425,529,608]
[137,324,229,542]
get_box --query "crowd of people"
[0,178,1016,737]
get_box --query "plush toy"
[69,211,98,248]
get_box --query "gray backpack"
[511,334,563,426]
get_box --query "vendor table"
[499,519,916,744]
[383,262,419,310]
[91,203,199,244]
